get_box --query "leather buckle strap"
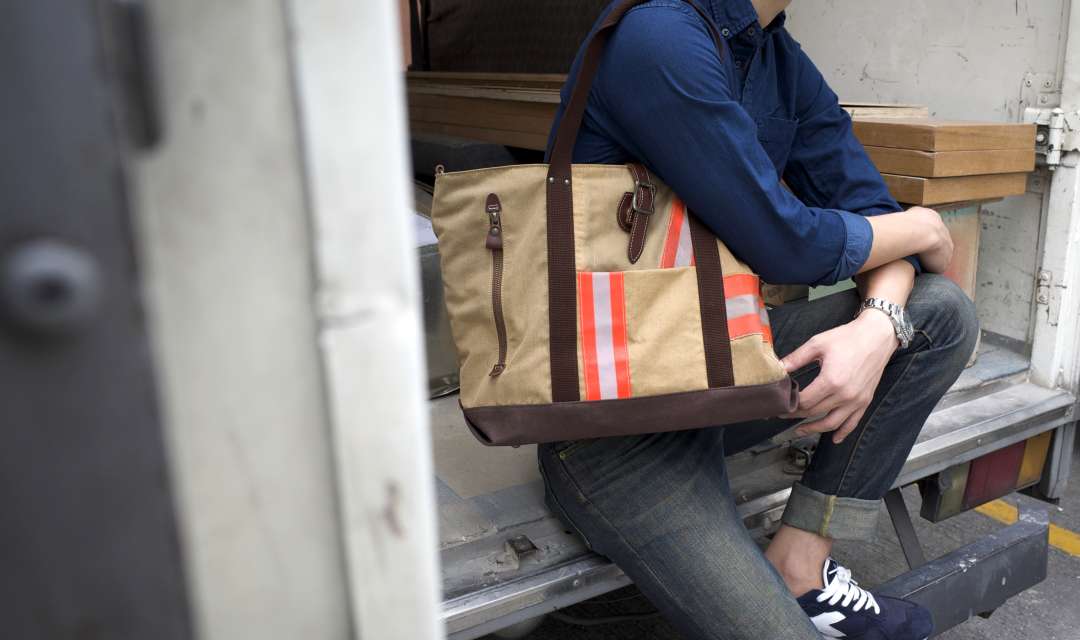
[617,163,656,264]
[631,178,657,215]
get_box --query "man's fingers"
[793,406,853,436]
[789,377,836,415]
[783,392,839,420]
[832,407,866,444]
[780,338,822,374]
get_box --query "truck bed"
[432,332,1074,638]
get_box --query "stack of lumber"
[853,118,1035,206]
[408,72,564,150]
[407,72,929,151]
[407,73,1035,206]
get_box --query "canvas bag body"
[430,0,798,445]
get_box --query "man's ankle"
[764,524,832,597]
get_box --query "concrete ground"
[521,440,1080,640]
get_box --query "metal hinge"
[1036,269,1052,306]
[1024,107,1080,169]
[1019,73,1080,169]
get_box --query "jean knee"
[911,273,979,360]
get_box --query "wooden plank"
[941,205,981,299]
[853,118,1035,151]
[408,91,557,120]
[407,71,567,89]
[882,173,1028,206]
[410,105,553,139]
[844,104,929,118]
[410,120,549,150]
[864,147,1035,177]
[408,83,562,103]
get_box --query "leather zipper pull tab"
[485,194,503,250]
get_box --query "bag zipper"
[486,194,507,376]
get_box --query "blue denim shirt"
[547,0,919,286]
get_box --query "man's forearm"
[860,207,952,274]
[854,258,915,307]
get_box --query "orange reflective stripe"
[660,199,686,268]
[723,273,759,298]
[577,272,601,400]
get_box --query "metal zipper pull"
[485,195,503,251]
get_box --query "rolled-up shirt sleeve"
[584,6,868,286]
[782,42,923,275]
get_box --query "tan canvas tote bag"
[431,0,798,446]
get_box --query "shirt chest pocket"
[756,116,798,175]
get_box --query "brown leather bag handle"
[545,0,733,403]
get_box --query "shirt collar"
[703,0,786,39]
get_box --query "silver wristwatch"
[856,297,914,349]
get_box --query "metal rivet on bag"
[548,177,554,183]
[564,179,570,185]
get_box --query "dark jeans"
[537,274,979,640]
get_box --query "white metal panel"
[786,1,1069,122]
[286,0,445,638]
[786,1,1069,344]
[1030,1,1080,392]
[131,1,351,638]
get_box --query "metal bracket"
[1020,72,1060,111]
[884,488,927,569]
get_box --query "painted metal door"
[0,2,192,637]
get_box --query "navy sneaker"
[796,558,933,639]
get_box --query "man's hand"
[780,309,899,444]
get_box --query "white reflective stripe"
[673,214,693,267]
[591,273,619,400]
[810,611,847,638]
[725,294,759,319]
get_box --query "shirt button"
[747,27,756,36]
[721,27,731,37]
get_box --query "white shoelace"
[817,564,881,614]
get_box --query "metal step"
[440,380,1074,639]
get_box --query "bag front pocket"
[576,267,783,400]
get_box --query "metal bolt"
[1044,79,1053,88]
[564,178,570,185]
[1025,79,1032,87]
[548,176,554,183]
[1036,132,1047,143]
[1039,94,1050,105]
[0,238,102,337]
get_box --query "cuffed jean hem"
[780,482,881,541]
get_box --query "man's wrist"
[853,306,901,348]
